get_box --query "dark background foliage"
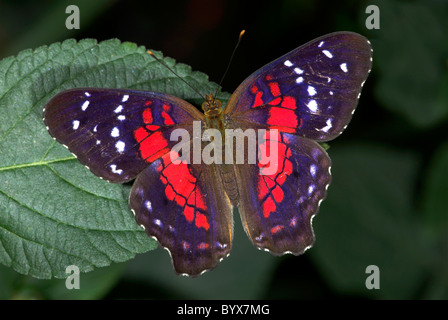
[0,0,447,299]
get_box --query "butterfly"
[43,32,372,276]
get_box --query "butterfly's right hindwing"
[130,152,233,276]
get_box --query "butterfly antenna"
[147,50,207,101]
[214,30,246,98]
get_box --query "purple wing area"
[43,88,203,182]
[129,151,233,276]
[225,32,372,141]
[235,131,331,255]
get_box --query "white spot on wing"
[310,164,317,178]
[340,63,348,72]
[110,164,123,175]
[308,185,315,195]
[307,86,317,96]
[111,127,120,137]
[319,119,333,133]
[115,140,125,153]
[122,94,129,102]
[284,60,293,67]
[81,101,90,111]
[322,50,333,58]
[84,91,91,97]
[72,120,80,130]
[294,67,304,74]
[117,115,126,121]
[307,100,318,113]
[154,219,162,227]
[296,76,304,84]
[145,200,153,212]
[318,41,325,48]
[114,105,123,113]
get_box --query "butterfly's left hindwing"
[235,131,331,254]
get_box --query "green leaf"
[422,141,448,234]
[421,142,448,297]
[311,143,429,299]
[0,38,227,279]
[371,0,448,128]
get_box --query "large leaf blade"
[0,38,227,279]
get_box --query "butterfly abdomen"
[219,163,239,206]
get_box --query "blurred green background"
[1,0,447,299]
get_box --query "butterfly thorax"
[202,94,225,131]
